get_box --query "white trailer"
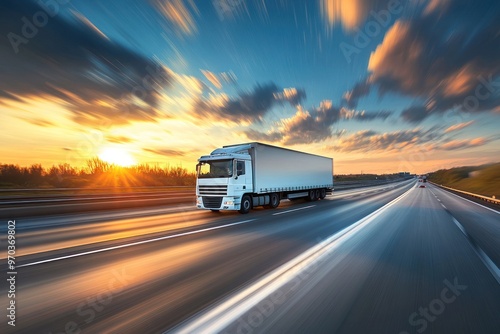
[196,142,333,213]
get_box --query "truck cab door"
[235,160,252,192]
[243,160,253,192]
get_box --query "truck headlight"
[196,197,202,205]
[223,200,234,205]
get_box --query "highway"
[1,180,499,334]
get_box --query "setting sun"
[98,147,136,167]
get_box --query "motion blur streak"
[173,184,414,333]
[2,180,499,333]
[18,217,256,267]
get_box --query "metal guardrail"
[429,181,500,205]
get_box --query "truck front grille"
[202,196,223,209]
[198,185,227,196]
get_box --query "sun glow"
[98,147,136,167]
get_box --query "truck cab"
[196,145,253,212]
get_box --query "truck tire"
[315,189,321,200]
[268,193,280,208]
[319,189,326,199]
[239,195,252,214]
[308,189,317,201]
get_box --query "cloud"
[106,135,133,144]
[320,0,393,30]
[71,100,167,126]
[153,0,199,35]
[278,102,391,145]
[273,88,307,106]
[444,121,474,133]
[245,100,392,145]
[424,0,453,15]
[219,71,237,85]
[400,105,432,123]
[244,129,283,143]
[0,0,173,126]
[344,1,500,121]
[201,70,222,89]
[329,126,495,153]
[440,138,488,151]
[20,118,55,127]
[193,83,306,123]
[201,70,237,89]
[343,80,371,108]
[330,128,444,153]
[144,148,186,156]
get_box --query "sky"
[0,0,499,174]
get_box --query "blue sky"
[0,0,499,174]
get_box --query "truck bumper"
[196,196,240,211]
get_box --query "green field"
[428,163,500,198]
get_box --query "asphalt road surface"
[1,180,499,334]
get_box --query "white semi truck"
[196,142,333,213]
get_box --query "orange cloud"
[246,101,392,145]
[331,129,423,153]
[424,0,452,15]
[444,121,474,133]
[440,138,488,150]
[368,21,425,93]
[321,0,365,30]
[154,0,199,35]
[321,0,396,30]
[441,64,476,97]
[346,0,500,121]
[201,70,222,89]
[200,70,237,89]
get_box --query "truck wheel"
[315,189,321,200]
[268,193,280,208]
[239,195,252,214]
[319,189,326,199]
[308,189,317,201]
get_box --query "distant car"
[418,179,423,182]
[419,185,426,188]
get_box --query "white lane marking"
[432,184,500,215]
[451,217,500,285]
[437,199,441,202]
[441,204,447,209]
[272,205,316,215]
[172,186,414,334]
[333,179,412,199]
[18,219,256,268]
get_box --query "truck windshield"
[197,160,233,178]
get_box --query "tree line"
[0,158,196,188]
